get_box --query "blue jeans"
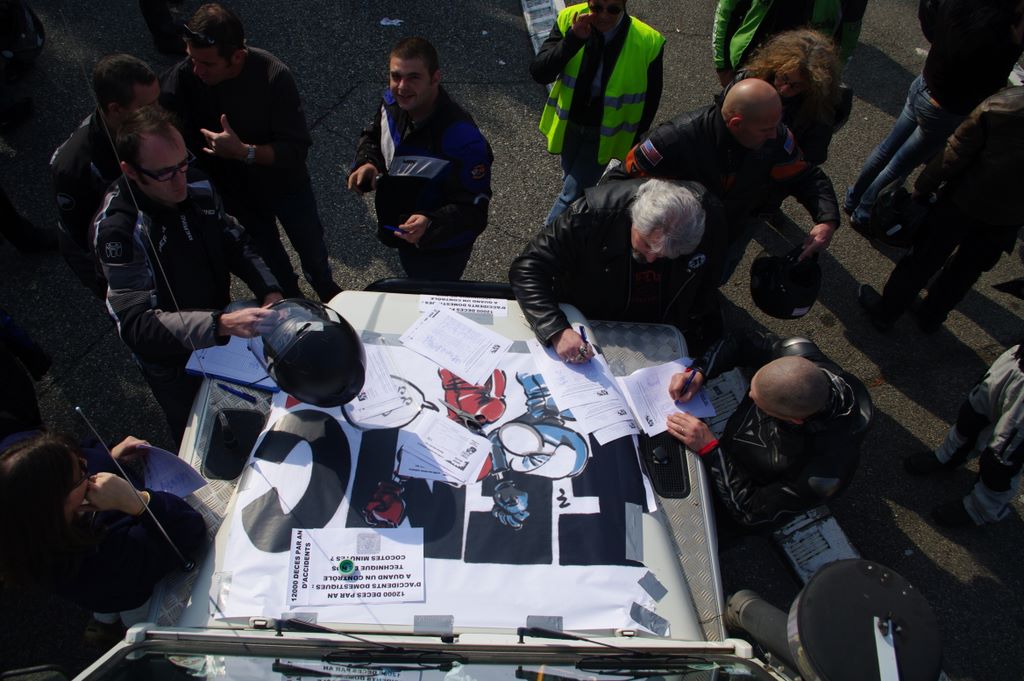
[845,74,965,225]
[546,124,606,226]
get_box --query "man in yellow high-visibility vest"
[531,1,664,225]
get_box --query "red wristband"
[697,439,719,457]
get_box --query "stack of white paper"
[396,409,492,486]
[344,345,407,427]
[186,336,277,391]
[615,360,716,437]
[399,306,513,385]
[527,340,639,445]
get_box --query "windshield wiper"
[517,626,712,675]
[270,618,467,669]
[575,654,718,673]
[321,649,467,670]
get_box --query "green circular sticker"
[339,559,355,574]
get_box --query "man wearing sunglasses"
[531,1,664,225]
[160,3,341,303]
[92,106,283,445]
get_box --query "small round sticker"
[339,559,355,574]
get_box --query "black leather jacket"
[618,102,839,241]
[693,330,871,527]
[509,178,726,347]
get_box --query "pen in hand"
[676,367,698,404]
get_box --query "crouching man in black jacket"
[94,106,283,444]
[667,330,871,528]
[509,177,727,360]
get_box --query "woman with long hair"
[742,28,842,165]
[0,432,205,645]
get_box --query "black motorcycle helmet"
[749,247,821,320]
[254,299,365,407]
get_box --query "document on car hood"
[287,527,424,608]
[616,359,716,436]
[343,344,407,427]
[396,408,492,486]
[527,339,639,444]
[399,306,513,386]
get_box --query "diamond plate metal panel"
[591,320,724,642]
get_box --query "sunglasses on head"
[132,151,196,182]
[180,25,217,46]
[588,3,623,15]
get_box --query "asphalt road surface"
[1,1,1021,678]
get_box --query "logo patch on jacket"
[687,253,706,271]
[470,163,488,180]
[102,239,126,263]
[638,139,663,166]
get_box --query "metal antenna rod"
[74,406,196,572]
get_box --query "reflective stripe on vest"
[539,3,664,164]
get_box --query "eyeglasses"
[132,151,196,182]
[588,3,623,15]
[70,457,89,491]
[180,25,217,47]
[776,72,807,92]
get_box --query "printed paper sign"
[287,528,424,607]
[419,294,508,317]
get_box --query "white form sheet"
[527,340,639,444]
[186,335,277,390]
[344,344,406,426]
[616,359,716,436]
[398,306,513,386]
[396,409,492,486]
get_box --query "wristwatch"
[244,144,256,165]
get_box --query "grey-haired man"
[509,178,727,359]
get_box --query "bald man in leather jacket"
[667,330,872,528]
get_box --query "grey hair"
[629,180,706,259]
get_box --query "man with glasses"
[160,2,340,302]
[93,105,283,445]
[530,0,664,225]
[51,54,160,298]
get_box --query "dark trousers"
[0,342,42,440]
[136,357,201,448]
[878,198,1019,325]
[138,0,179,48]
[397,245,473,281]
[224,178,340,302]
